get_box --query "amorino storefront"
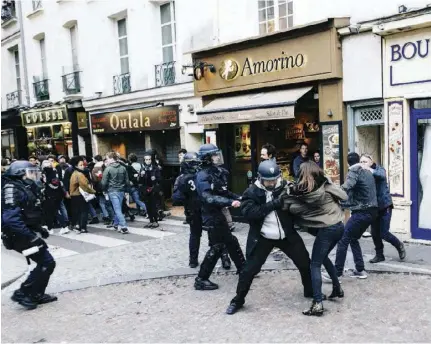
[192,18,349,197]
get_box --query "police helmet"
[182,152,200,174]
[5,160,39,180]
[258,160,281,181]
[198,144,223,166]
[183,152,199,162]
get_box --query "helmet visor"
[25,167,41,181]
[211,151,224,166]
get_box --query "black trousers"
[233,233,312,304]
[71,195,89,230]
[43,197,62,230]
[189,213,203,262]
[143,192,158,223]
[198,216,245,280]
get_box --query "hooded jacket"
[342,164,378,212]
[282,177,348,228]
[91,161,105,194]
[101,161,129,192]
[371,164,392,210]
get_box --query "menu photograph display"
[234,124,251,160]
[321,123,342,185]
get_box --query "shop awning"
[197,86,312,124]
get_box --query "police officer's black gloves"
[39,227,50,239]
[272,197,282,210]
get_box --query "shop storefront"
[193,18,348,195]
[90,104,181,197]
[380,22,431,241]
[21,105,76,157]
[1,108,27,159]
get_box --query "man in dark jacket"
[226,160,312,315]
[101,152,129,234]
[293,143,309,179]
[334,152,378,280]
[360,154,406,263]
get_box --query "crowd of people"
[2,142,406,315]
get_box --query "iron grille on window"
[62,71,81,95]
[155,61,176,87]
[1,0,16,21]
[32,0,42,11]
[6,90,21,109]
[113,73,131,95]
[33,79,49,101]
[356,107,384,126]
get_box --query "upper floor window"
[117,18,129,74]
[70,25,79,70]
[1,0,17,22]
[13,49,21,91]
[39,38,48,78]
[160,2,176,63]
[258,0,293,35]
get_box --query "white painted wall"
[342,32,383,102]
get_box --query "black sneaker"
[102,217,111,225]
[107,222,118,230]
[189,260,199,268]
[398,243,406,260]
[226,301,243,315]
[303,301,324,316]
[80,228,89,233]
[369,255,385,263]
[328,286,344,299]
[120,227,129,234]
[194,277,218,290]
[89,217,99,224]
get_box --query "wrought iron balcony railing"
[6,90,21,109]
[155,61,176,87]
[62,71,81,95]
[113,73,131,95]
[33,79,49,101]
[32,0,42,11]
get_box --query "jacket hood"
[348,163,363,172]
[94,161,104,168]
[254,178,286,194]
[110,162,121,168]
[294,183,326,204]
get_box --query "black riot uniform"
[194,144,245,291]
[1,161,57,310]
[172,152,203,268]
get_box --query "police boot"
[11,289,26,303]
[328,286,344,299]
[189,258,199,268]
[221,250,231,270]
[303,301,324,316]
[194,277,218,291]
[34,293,58,304]
[18,296,38,310]
[369,255,385,263]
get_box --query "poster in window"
[77,112,88,130]
[388,101,404,196]
[205,130,217,145]
[234,124,251,160]
[321,123,341,185]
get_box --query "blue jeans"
[335,209,377,275]
[371,207,401,256]
[129,186,147,212]
[108,191,127,228]
[310,223,344,302]
[56,200,69,227]
[88,202,97,218]
[98,195,114,219]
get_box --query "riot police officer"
[172,152,203,268]
[194,144,245,290]
[1,161,57,310]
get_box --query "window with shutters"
[258,0,293,35]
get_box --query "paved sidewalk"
[1,248,28,289]
[2,219,431,295]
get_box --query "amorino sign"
[193,26,342,96]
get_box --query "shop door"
[410,106,431,240]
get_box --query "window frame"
[160,2,176,63]
[13,49,21,91]
[117,18,129,74]
[69,25,79,71]
[258,0,293,35]
[39,38,47,78]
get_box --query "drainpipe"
[17,0,30,106]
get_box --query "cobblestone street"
[2,271,431,343]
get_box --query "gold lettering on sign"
[240,52,306,77]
